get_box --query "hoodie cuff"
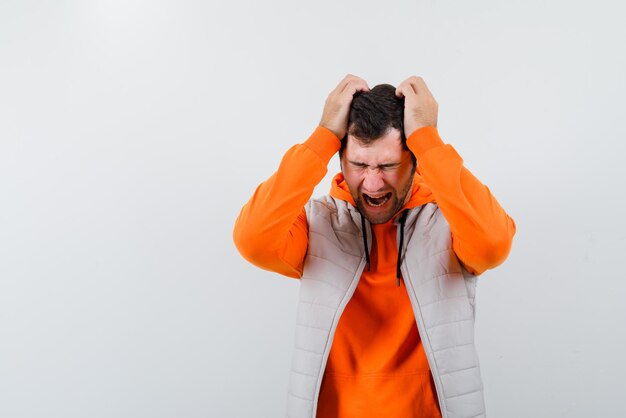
[303,125,341,163]
[406,126,446,161]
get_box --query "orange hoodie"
[233,125,516,418]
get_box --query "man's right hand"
[319,74,370,139]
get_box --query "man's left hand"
[395,76,438,138]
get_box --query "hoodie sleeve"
[406,126,517,276]
[232,126,341,278]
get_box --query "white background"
[1,1,625,417]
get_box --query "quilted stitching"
[285,197,485,418]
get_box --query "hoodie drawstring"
[360,210,409,286]
[396,210,408,287]
[360,212,371,272]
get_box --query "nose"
[362,168,385,193]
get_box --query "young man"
[233,74,516,418]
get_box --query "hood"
[328,167,435,212]
[328,167,436,287]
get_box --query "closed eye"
[379,164,400,170]
[348,161,401,170]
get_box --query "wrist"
[405,123,433,139]
[406,126,445,161]
[318,123,344,140]
[306,125,342,162]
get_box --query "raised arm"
[233,75,370,278]
[396,76,516,275]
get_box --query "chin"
[358,203,395,224]
[366,216,390,225]
[359,196,403,225]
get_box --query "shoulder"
[306,195,363,235]
[407,202,445,226]
[305,195,364,256]
[404,202,452,248]
[306,194,342,218]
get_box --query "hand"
[319,74,370,139]
[395,76,438,138]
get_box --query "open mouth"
[363,192,392,207]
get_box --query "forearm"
[408,127,517,275]
[233,126,341,277]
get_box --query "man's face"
[341,128,416,224]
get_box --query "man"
[233,74,516,418]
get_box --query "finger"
[395,77,412,97]
[346,81,370,97]
[330,74,355,96]
[395,82,416,99]
[336,74,358,93]
[396,80,406,97]
[409,76,433,98]
[340,75,369,94]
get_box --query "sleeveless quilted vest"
[286,195,486,418]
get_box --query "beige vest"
[286,195,486,418]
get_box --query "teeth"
[364,193,391,207]
[368,200,386,207]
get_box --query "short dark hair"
[339,83,408,159]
